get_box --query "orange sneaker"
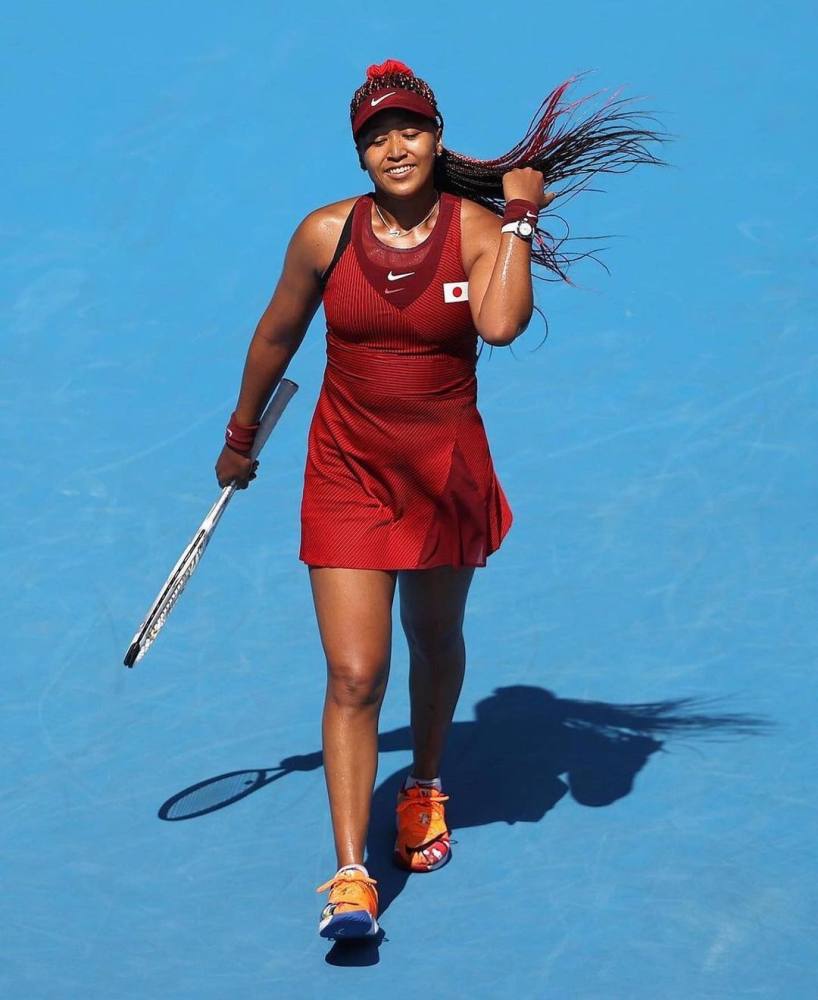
[393,784,452,872]
[316,867,379,939]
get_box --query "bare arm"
[215,201,353,487]
[233,214,329,425]
[464,169,557,346]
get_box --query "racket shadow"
[157,754,322,821]
[157,687,769,933]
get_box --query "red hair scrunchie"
[366,59,413,80]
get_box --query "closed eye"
[370,131,421,146]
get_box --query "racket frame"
[123,378,298,667]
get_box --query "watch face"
[519,220,534,237]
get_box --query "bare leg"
[309,566,397,868]
[398,566,475,780]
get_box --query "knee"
[326,659,389,710]
[401,610,463,662]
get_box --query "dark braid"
[351,68,673,287]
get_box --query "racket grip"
[250,378,298,460]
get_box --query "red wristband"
[225,411,259,455]
[502,199,540,224]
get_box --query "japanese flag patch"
[443,281,469,303]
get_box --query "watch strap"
[501,219,534,239]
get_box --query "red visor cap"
[352,87,438,138]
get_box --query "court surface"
[3,2,816,997]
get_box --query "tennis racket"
[123,378,298,667]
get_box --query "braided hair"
[351,60,673,286]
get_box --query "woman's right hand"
[215,444,259,489]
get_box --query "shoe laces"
[316,869,378,911]
[397,787,450,849]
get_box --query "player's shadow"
[158,685,768,964]
[363,686,768,919]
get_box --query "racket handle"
[250,378,299,460]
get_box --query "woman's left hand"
[502,167,557,210]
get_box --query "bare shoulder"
[277,195,360,280]
[457,195,502,272]
[296,196,360,252]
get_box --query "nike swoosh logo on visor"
[387,270,415,281]
[371,92,396,106]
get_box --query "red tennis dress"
[299,190,513,570]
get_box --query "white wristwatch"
[501,218,535,240]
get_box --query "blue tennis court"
[3,2,816,996]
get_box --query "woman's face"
[356,110,441,197]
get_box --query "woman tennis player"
[215,59,667,940]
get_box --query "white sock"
[404,774,442,791]
[337,863,368,876]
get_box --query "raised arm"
[463,169,557,346]
[215,203,351,488]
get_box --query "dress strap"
[319,202,357,290]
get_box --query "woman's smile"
[384,164,416,178]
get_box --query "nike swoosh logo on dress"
[384,287,404,294]
[371,92,396,106]
[387,271,415,281]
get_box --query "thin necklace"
[374,196,439,238]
